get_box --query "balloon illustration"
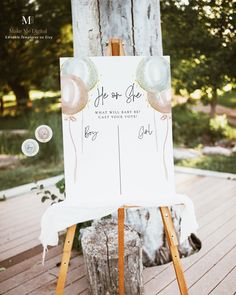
[61,57,98,91]
[61,59,98,182]
[136,57,171,114]
[136,57,172,180]
[61,75,88,116]
[136,56,170,93]
[60,74,88,182]
[148,92,171,113]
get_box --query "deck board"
[211,266,236,295]
[190,246,236,294]
[0,172,236,294]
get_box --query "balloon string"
[153,110,158,152]
[81,111,84,154]
[162,115,169,180]
[69,119,78,183]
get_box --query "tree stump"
[81,219,144,295]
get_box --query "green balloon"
[136,57,171,93]
[61,57,98,91]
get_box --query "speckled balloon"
[61,57,98,91]
[136,57,171,93]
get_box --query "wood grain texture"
[211,265,236,295]
[133,0,163,55]
[71,0,162,56]
[71,0,102,56]
[99,1,133,55]
[55,225,77,295]
[81,219,143,295]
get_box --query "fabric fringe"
[42,246,48,266]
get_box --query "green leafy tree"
[0,0,73,107]
[161,0,236,116]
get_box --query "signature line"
[117,125,122,195]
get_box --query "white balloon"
[136,57,171,93]
[61,58,98,91]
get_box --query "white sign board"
[60,56,175,207]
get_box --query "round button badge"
[35,125,53,143]
[21,139,39,157]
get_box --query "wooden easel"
[55,39,188,295]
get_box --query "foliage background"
[0,0,236,191]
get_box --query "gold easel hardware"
[55,38,188,295]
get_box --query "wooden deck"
[0,171,236,294]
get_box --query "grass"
[0,96,61,130]
[0,132,27,154]
[172,104,236,148]
[172,104,212,147]
[218,90,236,109]
[173,104,236,175]
[175,154,236,174]
[0,99,64,190]
[0,161,64,191]
[0,115,29,130]
[0,112,63,162]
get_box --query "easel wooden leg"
[118,207,125,295]
[160,207,188,295]
[55,224,77,295]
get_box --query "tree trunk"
[10,83,29,108]
[0,96,4,113]
[71,0,162,56]
[72,0,201,268]
[210,87,218,117]
[81,219,143,295]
